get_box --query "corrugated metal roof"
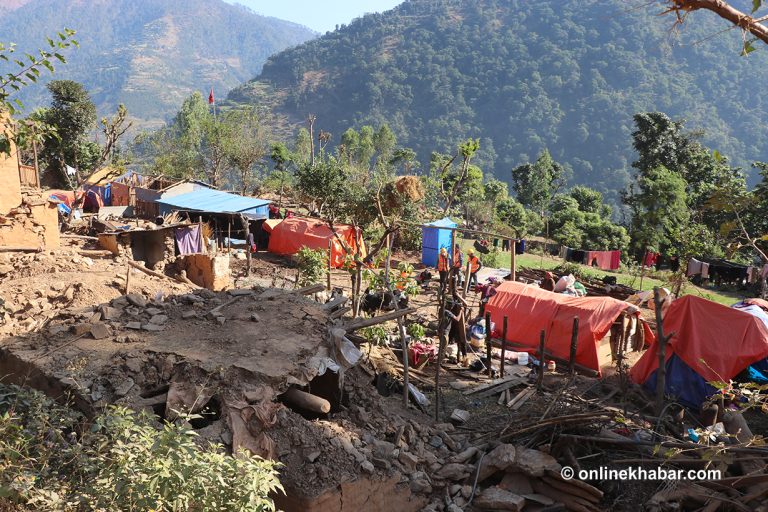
[156,188,270,214]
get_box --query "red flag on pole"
[208,87,214,104]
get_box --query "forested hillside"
[0,0,315,129]
[228,0,768,199]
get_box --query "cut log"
[280,387,331,414]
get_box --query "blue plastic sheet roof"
[156,189,270,214]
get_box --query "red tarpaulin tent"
[630,295,768,386]
[485,281,653,375]
[267,217,366,268]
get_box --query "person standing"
[437,247,450,292]
[467,249,482,289]
[452,245,464,288]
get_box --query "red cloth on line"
[586,250,620,271]
[644,251,659,267]
[208,87,214,104]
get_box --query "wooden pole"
[485,312,493,377]
[450,228,457,296]
[537,330,546,391]
[511,240,517,282]
[500,316,508,378]
[568,316,579,376]
[434,293,447,420]
[653,287,669,416]
[124,265,132,294]
[241,215,251,276]
[327,239,333,291]
[227,219,231,254]
[199,217,205,254]
[463,260,471,298]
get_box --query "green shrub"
[296,246,328,286]
[483,246,501,268]
[407,323,425,341]
[0,384,282,512]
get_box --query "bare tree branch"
[667,0,768,46]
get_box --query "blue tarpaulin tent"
[156,189,270,219]
[421,217,456,267]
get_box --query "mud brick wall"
[0,200,60,249]
[179,254,231,290]
[0,114,22,214]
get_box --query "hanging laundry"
[175,225,202,255]
[644,251,659,267]
[686,258,703,277]
[701,262,710,279]
[515,239,526,255]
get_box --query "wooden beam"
[343,307,417,331]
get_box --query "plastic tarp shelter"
[422,217,456,267]
[267,217,366,268]
[630,295,768,407]
[156,189,270,219]
[485,281,651,375]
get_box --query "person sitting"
[541,271,556,292]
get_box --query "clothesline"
[560,246,621,271]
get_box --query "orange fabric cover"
[267,217,366,268]
[485,281,642,375]
[262,219,282,233]
[630,295,768,385]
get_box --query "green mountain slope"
[228,0,768,198]
[0,0,315,129]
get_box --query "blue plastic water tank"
[421,217,457,267]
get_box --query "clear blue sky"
[226,0,404,33]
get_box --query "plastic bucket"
[517,352,529,365]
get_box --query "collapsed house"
[0,115,60,250]
[485,281,655,374]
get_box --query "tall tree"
[225,106,272,194]
[40,80,97,182]
[626,165,690,253]
[510,149,567,214]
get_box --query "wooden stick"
[125,265,132,294]
[435,294,448,420]
[501,412,613,439]
[568,316,579,375]
[511,242,516,282]
[500,315,508,378]
[485,312,493,377]
[61,234,99,241]
[343,307,417,331]
[0,246,40,253]
[327,239,333,291]
[227,220,231,254]
[537,329,546,391]
[654,287,669,416]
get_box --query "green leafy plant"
[0,383,282,511]
[407,323,425,341]
[361,325,388,347]
[483,246,501,268]
[296,246,327,286]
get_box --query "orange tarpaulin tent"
[485,281,653,375]
[267,217,366,268]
